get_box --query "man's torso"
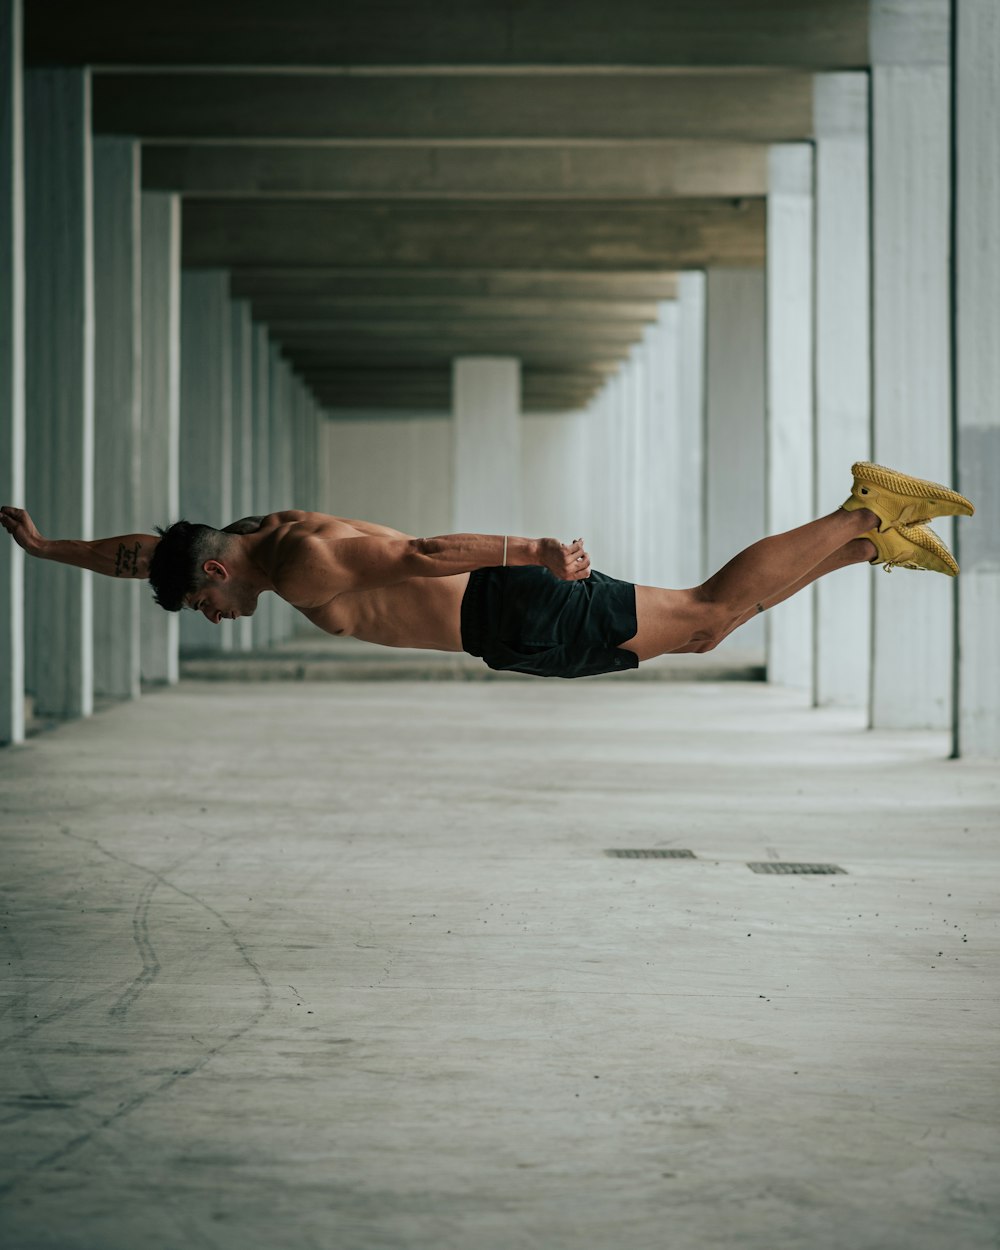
[240,510,468,651]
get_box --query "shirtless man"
[0,463,974,680]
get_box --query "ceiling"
[25,0,871,413]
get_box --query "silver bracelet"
[502,535,508,567]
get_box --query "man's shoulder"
[270,528,345,609]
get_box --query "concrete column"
[766,145,814,690]
[587,376,619,574]
[642,305,682,588]
[139,192,180,684]
[954,0,1000,757]
[870,0,952,728]
[813,74,872,708]
[230,298,253,652]
[451,357,521,534]
[290,377,309,511]
[268,346,294,641]
[677,272,706,589]
[312,400,324,510]
[619,345,644,583]
[0,0,24,745]
[608,374,629,575]
[92,137,141,702]
[179,269,232,652]
[250,323,274,648]
[24,69,94,720]
[704,267,766,657]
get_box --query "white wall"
[322,414,452,538]
[521,411,590,545]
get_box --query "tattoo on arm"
[114,541,141,577]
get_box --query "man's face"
[184,564,258,624]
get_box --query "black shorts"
[460,566,640,679]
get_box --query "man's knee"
[686,596,732,650]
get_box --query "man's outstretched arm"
[273,529,591,607]
[0,506,157,579]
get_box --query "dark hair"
[148,520,228,612]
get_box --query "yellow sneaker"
[843,461,974,532]
[866,522,959,576]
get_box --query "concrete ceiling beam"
[232,270,680,301]
[321,395,599,414]
[283,341,640,364]
[286,348,629,369]
[26,0,869,69]
[94,72,814,143]
[296,366,618,385]
[249,298,664,322]
[267,318,654,343]
[143,141,768,199]
[182,199,765,269]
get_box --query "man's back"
[251,509,471,651]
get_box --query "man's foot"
[866,521,959,576]
[843,462,974,532]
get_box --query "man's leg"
[688,537,874,653]
[623,508,879,660]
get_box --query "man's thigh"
[622,585,725,660]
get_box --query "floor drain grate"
[605,849,697,859]
[747,862,846,875]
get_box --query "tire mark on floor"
[107,877,161,1019]
[0,827,275,1196]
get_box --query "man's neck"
[229,533,276,595]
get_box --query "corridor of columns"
[1,2,998,1248]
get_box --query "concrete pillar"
[312,400,324,510]
[268,346,294,641]
[92,137,141,702]
[704,267,766,657]
[618,345,644,583]
[766,144,814,690]
[870,0,953,728]
[230,298,253,652]
[677,272,706,589]
[642,305,682,588]
[587,375,620,574]
[139,192,180,684]
[250,323,274,648]
[609,374,629,575]
[954,0,1000,757]
[290,376,309,511]
[24,69,94,720]
[179,269,232,652]
[451,357,521,534]
[0,0,24,745]
[813,74,872,708]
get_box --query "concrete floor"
[0,677,998,1250]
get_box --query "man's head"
[148,521,259,623]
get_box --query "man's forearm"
[410,533,539,575]
[407,532,590,583]
[37,535,156,579]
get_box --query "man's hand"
[538,536,591,581]
[1,506,157,578]
[0,506,43,556]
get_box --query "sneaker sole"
[853,462,974,518]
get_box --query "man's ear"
[202,559,229,581]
